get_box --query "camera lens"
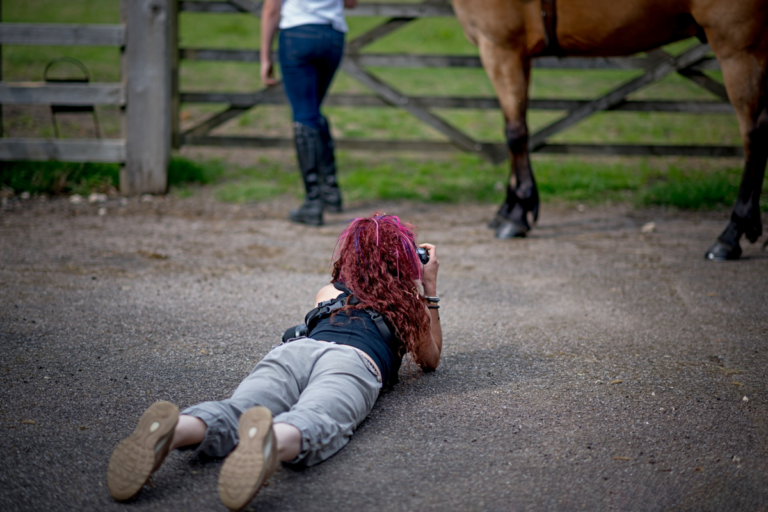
[416,247,429,265]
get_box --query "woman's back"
[308,282,401,385]
[280,0,348,32]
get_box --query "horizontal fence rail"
[0,138,126,162]
[536,144,742,157]
[0,82,125,106]
[180,92,733,114]
[182,136,743,158]
[180,1,454,17]
[180,48,721,71]
[0,23,125,46]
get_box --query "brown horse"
[452,0,768,260]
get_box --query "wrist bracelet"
[424,296,440,303]
[427,304,440,309]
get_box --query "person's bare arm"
[260,0,282,85]
[315,283,343,305]
[416,244,442,370]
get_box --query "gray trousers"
[182,338,381,467]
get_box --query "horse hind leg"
[739,106,767,245]
[478,38,539,239]
[704,46,768,260]
[491,121,540,238]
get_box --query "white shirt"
[279,0,348,33]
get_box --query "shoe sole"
[218,406,277,511]
[107,401,179,501]
[289,214,324,226]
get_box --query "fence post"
[1,0,4,138]
[170,0,180,150]
[121,0,172,195]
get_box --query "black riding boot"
[289,122,324,226]
[317,116,343,213]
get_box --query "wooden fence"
[178,0,742,164]
[0,0,176,194]
[0,0,742,195]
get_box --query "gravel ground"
[1,193,766,512]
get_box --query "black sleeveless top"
[307,282,401,385]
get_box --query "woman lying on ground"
[106,213,443,510]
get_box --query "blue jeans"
[278,24,345,129]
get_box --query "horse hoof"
[495,220,528,239]
[705,240,742,261]
[745,223,762,244]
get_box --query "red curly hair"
[330,213,430,365]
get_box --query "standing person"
[107,214,443,511]
[260,0,357,226]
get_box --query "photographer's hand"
[416,243,442,370]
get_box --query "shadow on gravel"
[406,344,536,393]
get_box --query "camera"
[282,324,308,344]
[416,247,430,265]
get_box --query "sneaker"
[218,406,279,511]
[107,401,179,501]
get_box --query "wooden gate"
[0,0,176,194]
[0,0,742,195]
[177,0,741,164]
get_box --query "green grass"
[198,156,299,203]
[168,157,223,186]
[3,153,761,211]
[0,157,220,197]
[640,166,745,209]
[2,0,758,211]
[186,153,762,211]
[0,160,120,196]
[336,154,756,209]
